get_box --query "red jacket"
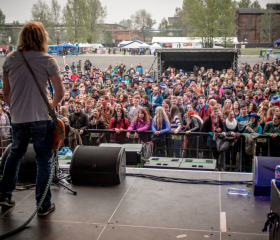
[197,104,212,121]
[109,117,129,142]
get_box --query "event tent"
[121,40,145,49]
[57,42,78,54]
[150,43,162,49]
[273,38,280,48]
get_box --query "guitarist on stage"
[0,22,64,217]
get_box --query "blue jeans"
[0,121,54,207]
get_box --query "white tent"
[118,40,132,47]
[121,40,145,49]
[150,43,162,49]
[140,43,150,48]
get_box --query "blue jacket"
[151,119,171,141]
[149,94,163,113]
[236,115,249,128]
[135,66,143,75]
[243,123,262,134]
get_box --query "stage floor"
[0,169,269,240]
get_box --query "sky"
[1,0,280,28]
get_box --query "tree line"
[0,0,278,46]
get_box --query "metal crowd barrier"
[84,129,278,172]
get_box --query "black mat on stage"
[0,169,269,240]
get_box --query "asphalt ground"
[0,52,279,74]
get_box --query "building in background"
[235,4,280,44]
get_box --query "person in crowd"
[128,96,142,122]
[70,82,80,99]
[222,99,232,115]
[68,98,75,114]
[109,108,129,143]
[60,106,69,118]
[236,102,249,129]
[127,108,150,143]
[141,95,154,118]
[89,107,107,145]
[244,112,262,134]
[263,114,280,157]
[253,88,267,106]
[82,98,94,120]
[200,105,223,160]
[222,110,245,169]
[183,103,203,158]
[116,93,128,109]
[258,105,268,130]
[109,93,116,108]
[149,86,163,114]
[169,105,183,158]
[61,117,82,152]
[196,95,211,121]
[100,95,111,128]
[151,107,170,156]
[125,92,134,112]
[208,89,222,105]
[248,102,258,115]
[233,101,240,118]
[69,101,89,145]
[266,106,280,123]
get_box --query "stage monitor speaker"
[70,145,126,185]
[144,157,182,169]
[0,143,37,182]
[99,143,142,165]
[179,158,217,171]
[253,156,280,196]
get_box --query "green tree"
[158,18,170,37]
[218,0,236,47]
[63,0,88,43]
[259,10,280,42]
[182,0,220,48]
[31,0,51,27]
[251,0,261,9]
[0,8,5,27]
[130,9,156,42]
[48,0,62,45]
[237,0,261,9]
[85,0,107,43]
[119,19,133,29]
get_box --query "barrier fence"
[85,129,278,172]
[0,126,277,173]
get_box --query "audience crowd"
[1,58,280,171]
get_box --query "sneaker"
[0,196,15,207]
[37,203,55,217]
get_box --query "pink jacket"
[128,119,150,132]
[127,119,150,142]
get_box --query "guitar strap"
[20,51,65,141]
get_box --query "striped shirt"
[170,115,182,131]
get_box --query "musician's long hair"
[17,22,48,52]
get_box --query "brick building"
[235,6,280,44]
[104,24,143,43]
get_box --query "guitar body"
[53,118,66,150]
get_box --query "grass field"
[241,47,279,55]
